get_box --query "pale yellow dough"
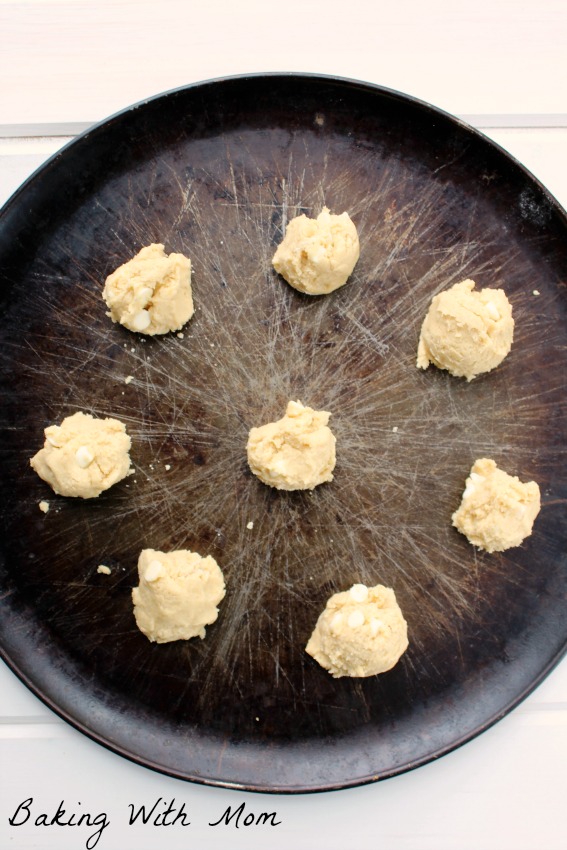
[246,400,336,491]
[30,411,132,498]
[132,548,226,644]
[306,584,409,678]
[417,279,514,380]
[272,207,360,295]
[452,458,541,552]
[102,243,194,335]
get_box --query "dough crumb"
[124,375,134,384]
[306,584,408,678]
[452,458,541,552]
[38,500,50,514]
[246,521,254,530]
[272,207,360,295]
[417,279,514,380]
[30,412,132,498]
[532,289,540,296]
[103,243,194,335]
[132,548,226,643]
[97,565,111,575]
[247,400,336,491]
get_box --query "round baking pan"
[0,73,565,791]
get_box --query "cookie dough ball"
[272,207,360,295]
[30,411,132,498]
[417,279,514,380]
[452,458,541,552]
[247,400,336,491]
[306,584,409,678]
[102,243,194,334]
[132,548,226,643]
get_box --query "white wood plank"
[0,0,565,124]
[0,31,565,836]
[0,696,566,850]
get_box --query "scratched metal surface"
[0,75,566,791]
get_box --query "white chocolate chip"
[369,617,383,636]
[131,309,151,331]
[347,610,365,629]
[144,560,165,582]
[349,584,369,602]
[124,375,134,384]
[464,471,485,498]
[75,446,95,468]
[138,286,154,304]
[330,612,343,632]
[97,565,111,575]
[46,433,61,447]
[485,301,500,320]
[246,521,254,530]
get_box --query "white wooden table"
[1,2,566,848]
